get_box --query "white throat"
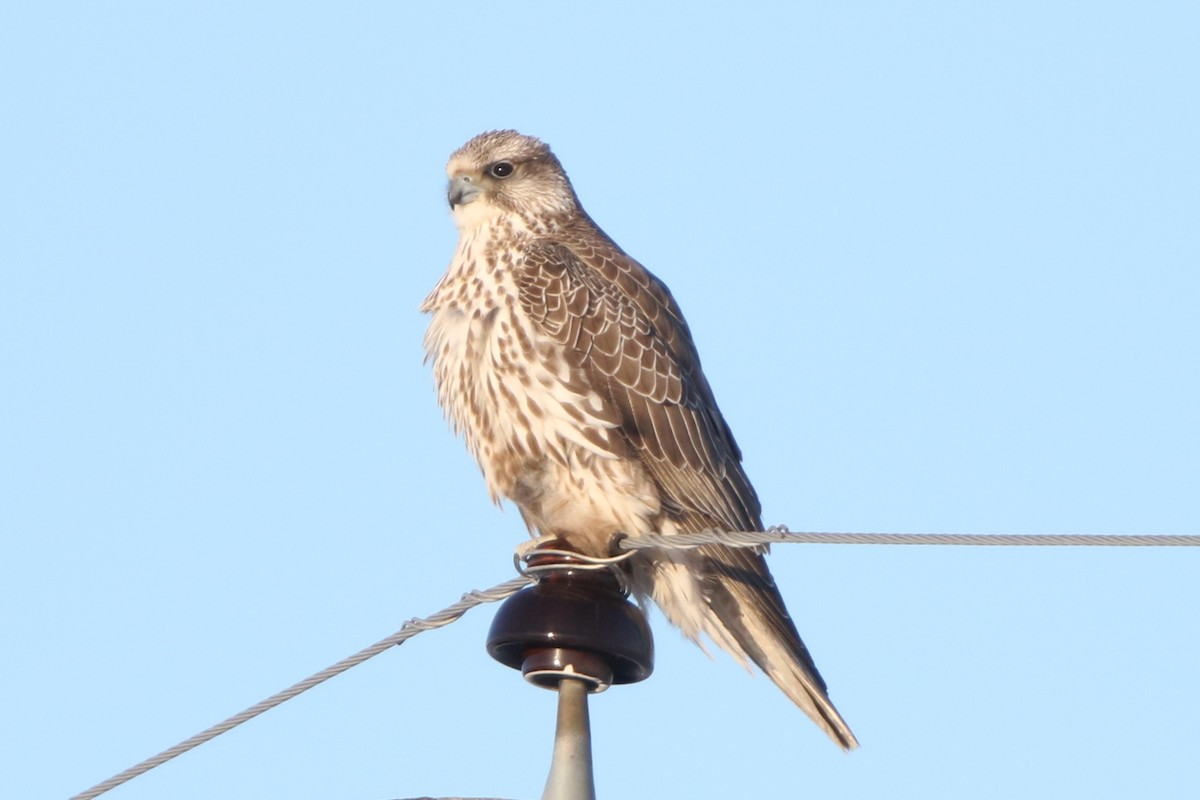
[451,199,506,233]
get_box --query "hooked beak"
[448,174,482,209]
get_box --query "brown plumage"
[422,130,857,748]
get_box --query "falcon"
[422,130,857,748]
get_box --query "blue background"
[3,3,1197,799]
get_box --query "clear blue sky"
[3,3,1198,799]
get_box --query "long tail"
[639,540,858,749]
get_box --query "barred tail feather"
[706,565,859,749]
[638,539,858,750]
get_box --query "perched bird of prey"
[422,130,857,748]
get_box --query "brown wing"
[515,221,762,534]
[517,222,854,746]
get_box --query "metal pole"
[540,677,596,800]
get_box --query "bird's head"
[445,130,580,231]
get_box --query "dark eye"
[488,161,514,178]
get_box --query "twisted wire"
[69,526,1197,799]
[68,577,532,800]
[620,527,1200,550]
